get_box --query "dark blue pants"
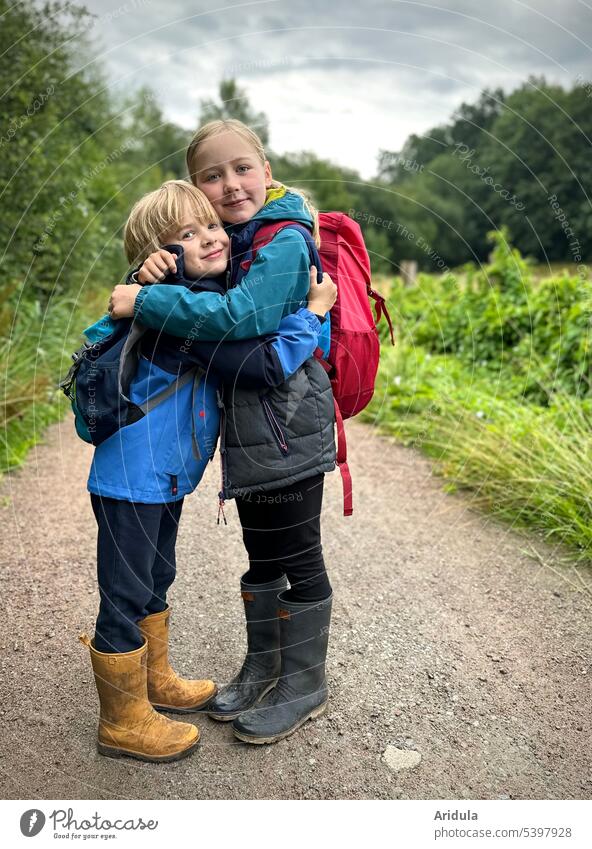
[91,494,184,653]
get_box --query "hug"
[74,118,340,761]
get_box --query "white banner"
[1,799,591,848]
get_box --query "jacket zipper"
[216,388,228,525]
[226,234,235,290]
[261,396,289,455]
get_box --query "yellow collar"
[265,184,287,205]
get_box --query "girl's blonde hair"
[186,118,321,247]
[123,180,219,265]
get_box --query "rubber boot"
[79,634,200,762]
[232,592,332,744]
[206,572,288,722]
[138,606,217,713]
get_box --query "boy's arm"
[133,229,311,341]
[183,308,323,389]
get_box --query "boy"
[79,180,337,763]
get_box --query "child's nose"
[223,172,240,193]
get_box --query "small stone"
[393,709,403,717]
[308,758,316,766]
[382,746,422,772]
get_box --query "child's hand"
[138,249,177,283]
[108,283,141,319]
[307,266,337,317]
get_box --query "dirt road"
[1,418,590,800]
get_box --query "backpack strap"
[368,286,395,345]
[138,366,205,461]
[119,320,205,460]
[244,220,322,277]
[315,350,353,517]
[333,397,353,517]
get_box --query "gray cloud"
[75,0,592,177]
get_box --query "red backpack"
[252,213,395,515]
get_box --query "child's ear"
[264,160,273,188]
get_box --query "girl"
[109,120,337,744]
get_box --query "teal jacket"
[133,190,330,354]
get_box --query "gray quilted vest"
[220,357,336,498]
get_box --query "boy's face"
[193,132,273,225]
[164,208,229,279]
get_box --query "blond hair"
[123,180,219,265]
[186,119,321,247]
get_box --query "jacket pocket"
[260,396,289,455]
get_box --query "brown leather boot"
[80,634,200,763]
[138,607,217,713]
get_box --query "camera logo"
[20,809,46,837]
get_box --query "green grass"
[0,285,108,476]
[362,333,592,565]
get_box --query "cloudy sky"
[77,0,591,178]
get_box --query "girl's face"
[164,203,229,279]
[192,132,273,225]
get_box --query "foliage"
[199,79,269,145]
[382,230,592,403]
[364,233,592,562]
[0,0,194,474]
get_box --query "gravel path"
[0,418,590,800]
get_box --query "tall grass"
[364,277,592,564]
[0,283,108,475]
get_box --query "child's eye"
[207,222,220,230]
[205,173,219,182]
[237,165,250,174]
[182,230,195,239]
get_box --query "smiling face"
[163,202,229,279]
[192,131,273,225]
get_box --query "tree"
[122,87,191,180]
[199,79,269,145]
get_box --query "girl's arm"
[186,308,324,390]
[133,229,311,341]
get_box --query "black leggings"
[235,473,332,603]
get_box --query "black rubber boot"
[232,591,332,744]
[207,572,287,721]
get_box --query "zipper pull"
[217,491,227,526]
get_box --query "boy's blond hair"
[124,180,219,265]
[186,119,321,247]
